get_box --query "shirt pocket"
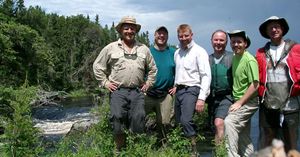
[136,52,146,71]
[111,52,126,71]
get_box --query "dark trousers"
[259,105,299,152]
[109,88,145,135]
[175,86,200,137]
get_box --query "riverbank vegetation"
[0,86,228,156]
[0,86,42,157]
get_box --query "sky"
[24,0,300,54]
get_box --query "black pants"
[259,105,299,152]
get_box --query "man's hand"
[169,87,177,95]
[229,100,243,112]
[195,99,205,113]
[105,82,118,92]
[141,84,150,92]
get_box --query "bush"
[213,138,228,157]
[0,86,43,157]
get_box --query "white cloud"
[24,0,300,53]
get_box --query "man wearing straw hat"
[256,16,300,152]
[93,16,157,152]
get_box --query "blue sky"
[24,0,300,54]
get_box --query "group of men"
[93,15,300,157]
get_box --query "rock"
[67,117,99,136]
[35,121,74,135]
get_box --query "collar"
[117,38,142,48]
[154,44,169,51]
[178,40,195,50]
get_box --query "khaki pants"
[224,98,258,157]
[145,94,174,139]
[145,94,174,125]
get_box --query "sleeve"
[173,49,179,86]
[246,59,259,83]
[93,46,110,88]
[145,47,157,87]
[197,50,212,100]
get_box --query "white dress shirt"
[174,40,211,100]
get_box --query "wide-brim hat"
[259,16,289,39]
[115,16,141,33]
[228,30,251,48]
[155,26,168,34]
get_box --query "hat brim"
[228,31,251,49]
[155,26,168,34]
[259,18,289,39]
[115,23,141,33]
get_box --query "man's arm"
[141,48,157,92]
[93,46,110,88]
[195,49,211,113]
[229,81,259,112]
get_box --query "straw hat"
[115,16,141,33]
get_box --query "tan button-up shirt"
[93,39,157,88]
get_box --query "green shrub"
[0,86,43,157]
[213,137,228,157]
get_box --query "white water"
[32,97,96,137]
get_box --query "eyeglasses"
[122,47,137,60]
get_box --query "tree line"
[0,0,150,91]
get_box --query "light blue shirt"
[174,40,211,100]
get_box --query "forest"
[0,0,150,92]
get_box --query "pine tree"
[0,0,15,17]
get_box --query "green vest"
[209,51,233,96]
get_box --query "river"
[32,96,97,144]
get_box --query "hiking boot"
[115,134,126,152]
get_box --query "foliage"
[0,20,54,87]
[0,0,151,91]
[67,89,89,98]
[0,86,43,157]
[51,94,114,157]
[213,138,228,157]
